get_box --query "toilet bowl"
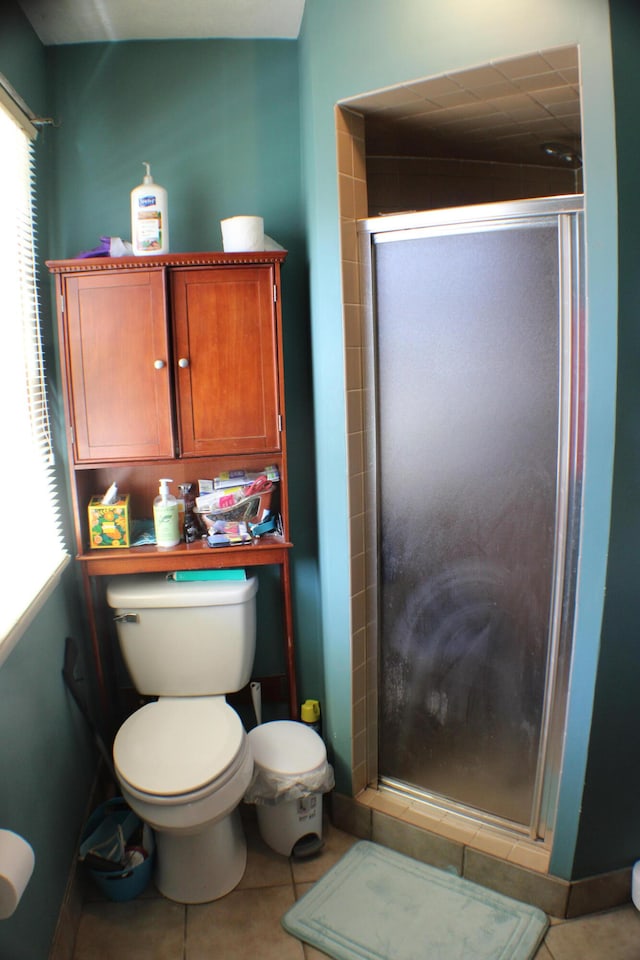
[107,573,258,904]
[113,697,253,903]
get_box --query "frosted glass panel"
[376,222,559,825]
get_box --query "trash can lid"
[248,720,326,775]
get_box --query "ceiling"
[347,47,582,170]
[17,0,306,44]
[16,3,581,171]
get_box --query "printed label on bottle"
[154,504,179,546]
[136,211,163,251]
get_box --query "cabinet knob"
[154,359,166,370]
[178,357,190,369]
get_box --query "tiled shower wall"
[367,154,578,215]
[335,106,372,797]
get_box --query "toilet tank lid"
[106,572,257,609]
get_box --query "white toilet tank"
[106,573,258,696]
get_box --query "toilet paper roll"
[632,860,640,911]
[0,829,35,920]
[221,216,264,252]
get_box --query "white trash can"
[245,721,334,857]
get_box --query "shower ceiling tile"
[451,64,510,88]
[542,45,581,69]
[533,84,580,105]
[558,66,580,85]
[408,75,465,98]
[426,89,483,108]
[356,47,580,168]
[496,52,557,78]
[515,71,575,93]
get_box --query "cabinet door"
[64,270,174,462]
[172,266,282,456]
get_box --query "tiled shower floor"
[71,808,640,960]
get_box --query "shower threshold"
[359,782,551,875]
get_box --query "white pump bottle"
[131,162,169,255]
[153,478,180,548]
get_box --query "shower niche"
[338,45,584,845]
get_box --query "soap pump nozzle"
[142,161,153,184]
[158,478,173,502]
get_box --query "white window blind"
[0,92,68,665]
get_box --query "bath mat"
[282,841,548,960]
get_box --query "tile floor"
[72,807,640,960]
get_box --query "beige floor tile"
[290,820,357,885]
[543,904,640,960]
[72,813,638,960]
[238,811,294,889]
[187,884,304,960]
[534,942,554,958]
[73,899,185,960]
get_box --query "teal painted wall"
[46,39,321,710]
[0,5,97,958]
[298,0,618,878]
[572,0,640,879]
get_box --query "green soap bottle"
[153,478,180,548]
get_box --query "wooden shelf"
[78,535,293,575]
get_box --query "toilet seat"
[114,698,246,798]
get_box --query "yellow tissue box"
[88,495,131,549]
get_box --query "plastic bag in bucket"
[79,797,154,901]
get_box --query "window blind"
[0,94,68,665]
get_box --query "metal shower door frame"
[358,195,585,844]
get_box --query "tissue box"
[88,495,130,549]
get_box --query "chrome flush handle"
[113,613,139,624]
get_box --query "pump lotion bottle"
[131,162,169,255]
[153,478,180,548]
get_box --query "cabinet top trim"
[46,250,287,274]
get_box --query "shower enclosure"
[359,196,584,841]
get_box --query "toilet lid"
[114,698,245,797]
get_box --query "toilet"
[106,573,258,904]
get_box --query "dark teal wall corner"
[572,0,640,879]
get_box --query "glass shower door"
[369,198,583,833]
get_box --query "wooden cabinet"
[171,266,282,456]
[47,251,296,721]
[64,269,173,461]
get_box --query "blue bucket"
[80,797,155,902]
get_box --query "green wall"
[572,0,640,879]
[0,5,97,958]
[0,574,96,959]
[298,0,619,879]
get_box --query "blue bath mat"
[282,841,548,960]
